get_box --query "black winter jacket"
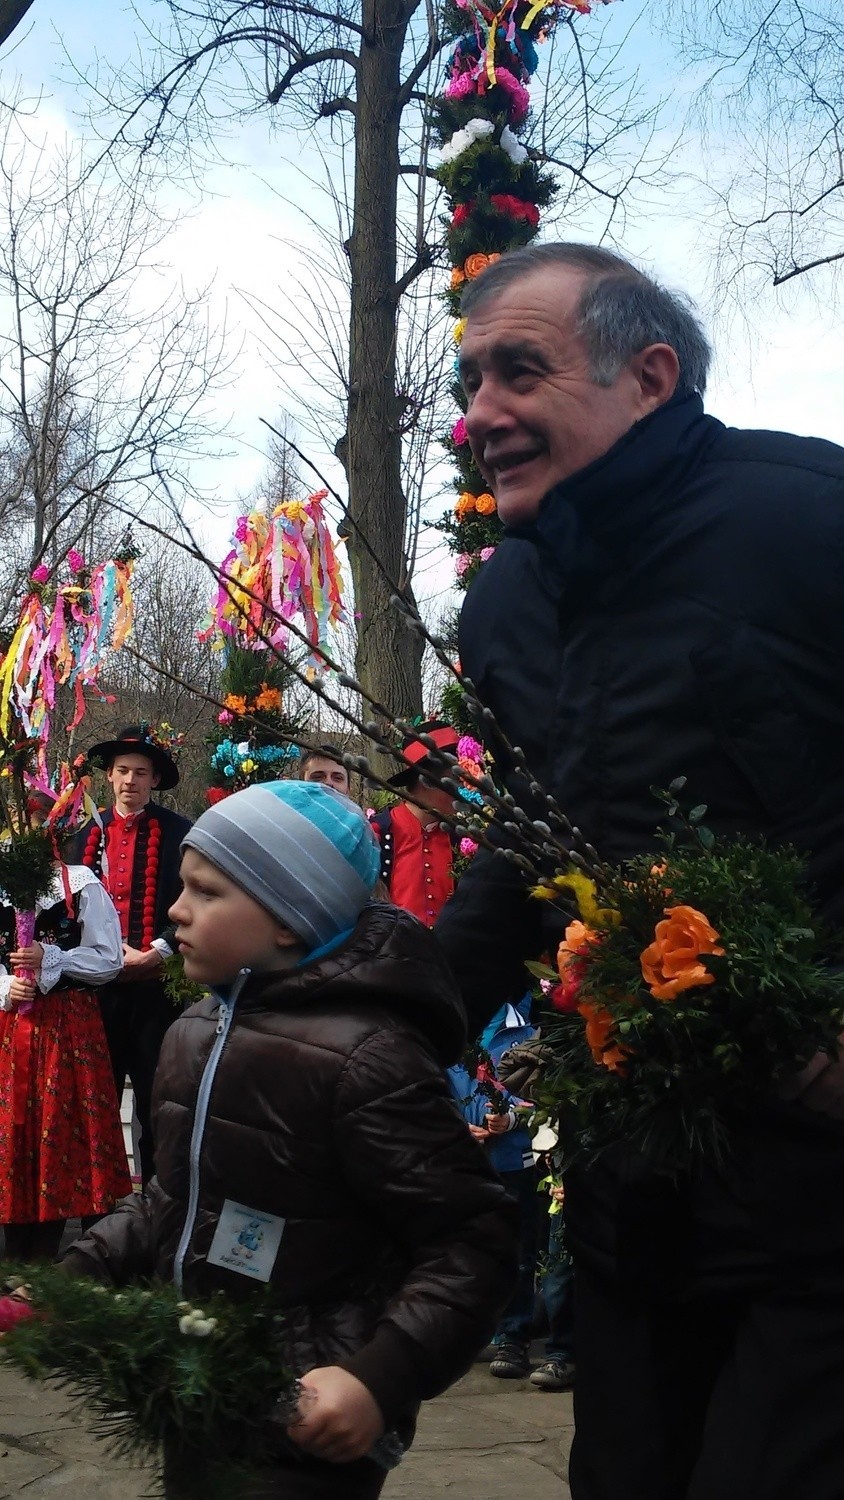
[437,393,844,1035]
[62,903,518,1429]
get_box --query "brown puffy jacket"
[63,903,518,1427]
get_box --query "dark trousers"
[543,1211,575,1362]
[566,1102,844,1500]
[494,1165,539,1345]
[98,979,175,1186]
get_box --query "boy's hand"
[467,1122,490,1143]
[121,944,163,977]
[485,1110,511,1135]
[287,1365,384,1462]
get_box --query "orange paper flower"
[223,694,247,714]
[474,492,497,515]
[455,491,476,519]
[253,685,282,712]
[450,266,466,290]
[640,904,724,1002]
[464,251,501,281]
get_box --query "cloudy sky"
[2,0,840,607]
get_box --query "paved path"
[0,1352,573,1497]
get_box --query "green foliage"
[0,1267,298,1498]
[0,827,56,911]
[537,814,844,1174]
[161,953,207,1012]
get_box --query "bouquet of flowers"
[532,785,844,1173]
[0,1267,298,1499]
[462,1041,511,1116]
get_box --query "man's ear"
[633,342,681,412]
[151,771,162,789]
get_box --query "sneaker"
[530,1359,576,1391]
[489,1341,531,1379]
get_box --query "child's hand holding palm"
[287,1366,384,1463]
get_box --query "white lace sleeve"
[37,879,124,992]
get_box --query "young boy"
[60,781,518,1499]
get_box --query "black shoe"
[489,1341,530,1379]
[530,1359,576,1390]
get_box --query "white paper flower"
[440,117,495,164]
[500,126,528,166]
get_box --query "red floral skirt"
[0,987,132,1222]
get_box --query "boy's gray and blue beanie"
[181,780,381,950]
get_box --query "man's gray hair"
[460,243,712,397]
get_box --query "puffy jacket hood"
[235,901,468,1065]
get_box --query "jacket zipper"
[172,968,250,1293]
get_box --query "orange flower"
[557,919,600,979]
[450,266,466,290]
[464,251,501,281]
[577,1001,627,1073]
[253,685,282,712]
[455,491,476,519]
[474,492,497,515]
[223,694,247,714]
[640,904,724,1002]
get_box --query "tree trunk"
[346,0,424,750]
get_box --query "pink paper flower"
[66,548,85,573]
[451,417,468,446]
[458,734,484,762]
[480,546,496,562]
[492,68,531,125]
[217,709,234,725]
[31,564,51,584]
[460,836,479,857]
[234,515,249,543]
[455,553,471,577]
[444,71,478,101]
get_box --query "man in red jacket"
[370,721,459,929]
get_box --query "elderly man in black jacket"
[436,242,844,1500]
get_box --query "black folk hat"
[86,724,180,791]
[388,719,460,787]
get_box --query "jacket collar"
[509,393,724,565]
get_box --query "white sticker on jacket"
[206,1200,285,1282]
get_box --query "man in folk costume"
[370,721,460,929]
[75,726,191,1185]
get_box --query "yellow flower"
[453,317,467,345]
[539,870,620,929]
[240,758,257,775]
